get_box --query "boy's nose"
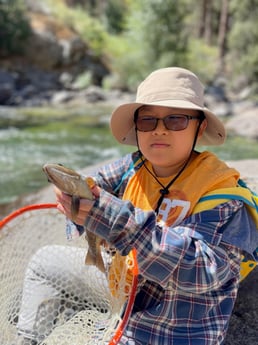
[153,118,168,134]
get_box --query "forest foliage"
[1,0,258,96]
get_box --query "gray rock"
[225,159,258,342]
[23,13,87,70]
[0,70,15,105]
[226,108,258,140]
[81,86,107,102]
[225,267,258,345]
[51,90,75,104]
[24,0,52,15]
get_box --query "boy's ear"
[198,118,208,138]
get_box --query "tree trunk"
[197,0,207,38]
[204,0,213,45]
[217,0,229,73]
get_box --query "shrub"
[0,0,31,55]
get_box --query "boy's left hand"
[54,186,99,226]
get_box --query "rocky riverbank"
[2,3,258,139]
[1,0,258,140]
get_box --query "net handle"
[0,203,58,229]
[109,248,139,345]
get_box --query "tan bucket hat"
[110,67,226,146]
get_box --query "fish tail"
[85,251,106,273]
[96,254,106,273]
[85,251,96,266]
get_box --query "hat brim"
[110,100,226,146]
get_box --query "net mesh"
[0,205,137,345]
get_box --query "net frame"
[0,204,138,345]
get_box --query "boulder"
[0,70,15,104]
[24,12,87,69]
[225,159,258,343]
[226,107,258,140]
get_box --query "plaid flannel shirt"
[71,152,257,345]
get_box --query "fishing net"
[0,204,138,345]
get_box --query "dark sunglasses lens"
[136,115,192,131]
[137,117,157,131]
[164,116,188,131]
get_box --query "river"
[1,105,258,209]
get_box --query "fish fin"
[96,253,106,273]
[71,195,80,221]
[85,250,106,273]
[85,250,96,266]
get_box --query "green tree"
[111,0,190,90]
[141,0,189,68]
[0,0,31,55]
[105,0,128,34]
[228,0,258,95]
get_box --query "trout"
[42,163,106,273]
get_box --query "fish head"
[43,163,93,200]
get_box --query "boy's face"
[136,105,207,177]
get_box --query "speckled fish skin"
[43,163,106,273]
[42,163,93,201]
[85,230,106,273]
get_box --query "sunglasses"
[135,114,202,132]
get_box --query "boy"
[20,67,258,344]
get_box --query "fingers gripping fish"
[42,163,106,273]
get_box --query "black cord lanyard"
[139,154,191,214]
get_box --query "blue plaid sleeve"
[85,191,244,293]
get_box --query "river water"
[1,105,258,208]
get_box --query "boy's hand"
[54,186,100,226]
